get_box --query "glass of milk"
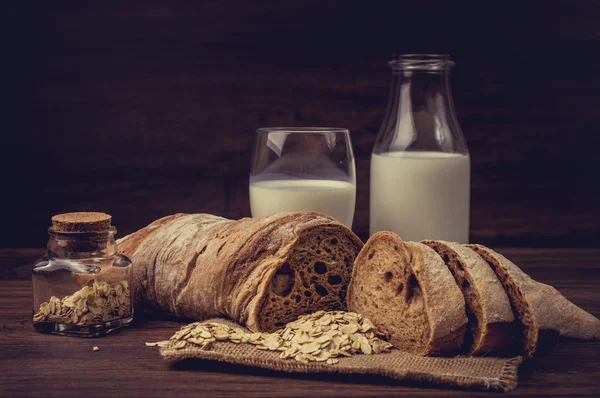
[250,127,356,228]
[370,54,470,243]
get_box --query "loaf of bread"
[422,240,514,355]
[117,212,363,332]
[347,232,468,356]
[467,244,600,358]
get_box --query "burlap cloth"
[158,318,522,392]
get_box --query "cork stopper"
[51,212,112,233]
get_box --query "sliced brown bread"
[422,240,514,355]
[347,232,467,356]
[467,244,600,358]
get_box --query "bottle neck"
[47,230,117,259]
[374,68,467,155]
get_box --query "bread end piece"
[535,282,600,340]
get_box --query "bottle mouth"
[389,54,454,71]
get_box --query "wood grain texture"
[1,248,600,396]
[6,0,600,248]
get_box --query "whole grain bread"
[347,232,467,356]
[422,240,514,355]
[117,212,363,332]
[467,244,600,358]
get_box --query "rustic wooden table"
[1,248,599,397]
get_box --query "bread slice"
[347,232,467,356]
[422,240,514,355]
[467,244,600,358]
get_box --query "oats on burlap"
[146,311,393,365]
[33,280,131,326]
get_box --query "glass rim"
[389,54,455,71]
[256,127,350,134]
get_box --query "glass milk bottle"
[370,54,470,243]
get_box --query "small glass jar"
[32,212,134,337]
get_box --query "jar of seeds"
[32,212,133,337]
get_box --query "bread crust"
[422,240,514,355]
[117,212,363,332]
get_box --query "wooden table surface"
[1,248,599,397]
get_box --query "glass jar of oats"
[32,212,133,337]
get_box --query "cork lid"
[51,212,112,233]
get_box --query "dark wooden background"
[6,0,600,249]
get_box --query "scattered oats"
[316,314,332,326]
[153,311,394,365]
[300,341,321,354]
[337,349,352,357]
[314,350,331,361]
[263,334,281,350]
[295,353,309,364]
[92,346,99,351]
[315,334,331,344]
[281,328,292,341]
[305,353,318,361]
[173,340,187,350]
[201,340,213,350]
[213,330,230,341]
[357,334,372,355]
[297,333,312,344]
[187,337,205,345]
[340,324,359,335]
